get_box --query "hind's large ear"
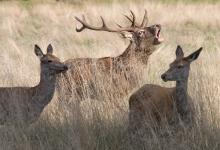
[34,45,44,58]
[47,44,53,54]
[176,45,184,59]
[185,47,203,62]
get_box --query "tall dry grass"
[0,1,220,150]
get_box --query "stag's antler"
[75,15,135,32]
[120,9,148,28]
[123,10,138,27]
[140,9,148,27]
[75,10,148,32]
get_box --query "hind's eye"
[48,60,52,63]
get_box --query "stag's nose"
[161,74,167,82]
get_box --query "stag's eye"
[138,30,145,36]
[47,60,52,63]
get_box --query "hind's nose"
[161,74,167,81]
[64,65,68,70]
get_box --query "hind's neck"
[175,79,189,119]
[32,67,57,113]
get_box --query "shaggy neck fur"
[117,41,154,65]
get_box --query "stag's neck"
[175,79,189,118]
[117,42,136,64]
[32,70,56,111]
[117,42,152,65]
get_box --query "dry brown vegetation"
[0,1,220,150]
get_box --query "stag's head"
[75,10,163,55]
[161,45,202,82]
[34,44,68,75]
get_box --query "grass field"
[0,0,220,150]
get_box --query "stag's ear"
[47,44,53,54]
[34,44,44,58]
[185,47,203,62]
[120,32,134,41]
[176,45,184,59]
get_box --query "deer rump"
[58,57,139,102]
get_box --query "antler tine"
[75,15,87,32]
[124,14,133,23]
[123,11,140,27]
[100,16,121,31]
[140,9,148,27]
[129,10,136,27]
[100,16,107,28]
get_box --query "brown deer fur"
[0,44,68,125]
[58,10,164,101]
[128,45,202,130]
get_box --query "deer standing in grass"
[59,10,164,102]
[0,44,68,125]
[128,45,202,130]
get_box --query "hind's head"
[34,44,68,75]
[161,45,202,82]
